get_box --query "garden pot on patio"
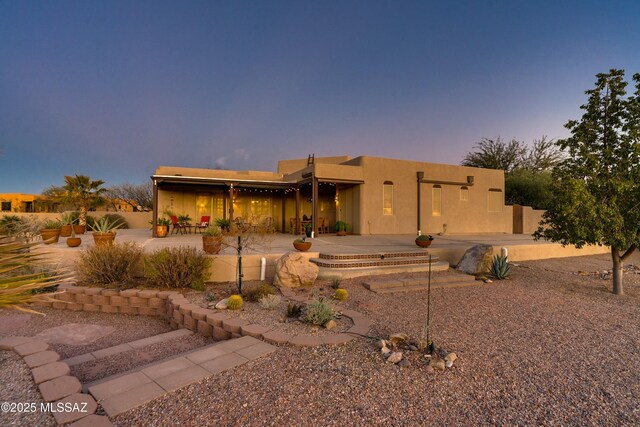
[156,225,168,238]
[60,225,72,237]
[73,225,86,235]
[202,235,223,254]
[293,241,312,252]
[66,237,82,247]
[415,236,433,248]
[93,232,116,247]
[39,228,60,244]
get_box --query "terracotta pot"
[73,225,86,235]
[293,241,312,252]
[202,236,223,254]
[39,228,60,244]
[66,237,82,247]
[60,225,72,237]
[93,232,116,247]
[415,239,432,248]
[156,225,168,238]
[336,231,347,236]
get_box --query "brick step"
[318,251,433,261]
[316,261,450,280]
[311,255,440,269]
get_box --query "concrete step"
[86,336,275,417]
[311,255,440,269]
[318,250,433,261]
[364,273,478,293]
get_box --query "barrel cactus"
[333,288,349,301]
[227,294,244,310]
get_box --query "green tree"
[535,69,640,295]
[62,175,106,226]
[462,136,562,208]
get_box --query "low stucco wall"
[209,252,317,282]
[5,212,152,229]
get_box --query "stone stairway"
[311,250,449,279]
[363,272,478,293]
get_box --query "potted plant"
[156,217,171,237]
[215,218,231,232]
[69,211,87,234]
[39,219,61,244]
[90,216,123,246]
[304,223,313,238]
[202,226,225,254]
[59,213,74,237]
[415,234,434,248]
[334,221,348,236]
[293,236,312,251]
[66,222,81,247]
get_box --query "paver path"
[35,323,115,345]
[86,335,275,417]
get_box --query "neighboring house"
[151,155,514,236]
[0,193,58,213]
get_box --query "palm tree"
[62,175,106,226]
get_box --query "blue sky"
[1,0,639,193]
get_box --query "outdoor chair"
[170,216,188,234]
[289,218,298,234]
[194,216,210,233]
[323,218,331,234]
[317,217,325,234]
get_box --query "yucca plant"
[490,254,511,279]
[0,236,69,313]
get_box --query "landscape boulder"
[456,244,493,275]
[273,252,319,289]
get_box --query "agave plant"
[90,216,124,234]
[490,254,511,280]
[0,236,69,313]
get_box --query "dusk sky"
[1,1,639,193]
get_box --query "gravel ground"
[114,254,640,426]
[0,351,56,427]
[2,253,640,426]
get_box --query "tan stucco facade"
[152,155,516,235]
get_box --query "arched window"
[432,185,442,216]
[460,186,469,202]
[383,181,393,215]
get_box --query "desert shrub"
[302,298,334,326]
[145,246,211,290]
[330,278,341,289]
[0,215,25,236]
[287,303,302,318]
[259,294,281,310]
[76,242,143,289]
[333,288,348,301]
[243,283,277,302]
[227,294,243,310]
[101,214,129,229]
[490,255,511,279]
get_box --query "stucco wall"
[352,156,512,235]
[4,212,152,229]
[513,205,545,235]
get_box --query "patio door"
[196,193,224,221]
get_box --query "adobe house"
[151,155,513,236]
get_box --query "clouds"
[212,148,250,169]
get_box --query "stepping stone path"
[86,336,275,417]
[35,323,116,345]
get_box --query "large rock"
[273,252,319,289]
[456,244,493,275]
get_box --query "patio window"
[488,189,503,212]
[460,186,469,202]
[383,181,393,215]
[432,185,442,216]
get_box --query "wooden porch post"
[152,179,158,237]
[281,190,286,233]
[228,183,234,222]
[295,188,300,234]
[312,176,318,237]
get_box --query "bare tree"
[105,182,153,211]
[461,137,527,173]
